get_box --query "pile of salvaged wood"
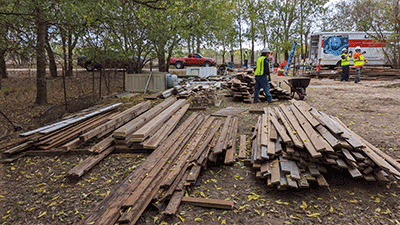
[0,103,124,161]
[307,66,400,80]
[79,114,236,225]
[250,100,400,189]
[226,73,291,103]
[190,88,220,106]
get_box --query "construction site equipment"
[284,77,311,100]
[284,42,297,76]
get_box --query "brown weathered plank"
[316,175,329,187]
[260,114,268,147]
[225,117,238,164]
[291,100,320,127]
[113,97,177,138]
[269,112,291,143]
[213,116,232,154]
[275,107,303,148]
[187,165,202,183]
[290,105,326,152]
[67,146,114,179]
[164,190,186,215]
[89,135,114,153]
[141,104,189,149]
[238,135,247,159]
[315,124,341,149]
[81,101,151,141]
[309,108,343,135]
[270,159,281,185]
[279,104,322,158]
[181,197,234,209]
[131,99,187,140]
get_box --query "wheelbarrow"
[284,78,311,100]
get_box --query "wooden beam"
[238,135,247,159]
[181,197,234,210]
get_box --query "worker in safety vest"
[353,46,368,83]
[253,47,276,103]
[340,48,352,81]
[243,51,249,68]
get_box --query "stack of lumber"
[226,72,291,103]
[269,81,291,100]
[307,67,400,80]
[249,100,400,190]
[1,103,124,160]
[114,98,189,150]
[79,114,234,225]
[228,78,253,102]
[190,88,219,106]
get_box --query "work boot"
[268,99,278,103]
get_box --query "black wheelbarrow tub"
[284,77,311,100]
[287,77,311,89]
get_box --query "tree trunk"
[0,49,7,80]
[35,13,48,105]
[251,20,255,65]
[285,50,289,61]
[187,37,191,54]
[45,34,57,78]
[67,33,73,76]
[158,48,167,72]
[222,43,226,64]
[239,20,243,67]
[196,35,201,54]
[230,43,234,63]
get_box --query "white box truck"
[309,32,391,69]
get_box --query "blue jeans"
[254,74,272,102]
[244,60,248,67]
[355,67,362,83]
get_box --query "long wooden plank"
[275,108,303,148]
[89,135,114,153]
[309,108,343,135]
[256,116,263,161]
[238,135,247,159]
[131,99,187,139]
[164,190,186,215]
[279,104,322,158]
[270,159,281,185]
[113,97,177,138]
[260,114,268,146]
[325,115,365,149]
[61,138,82,151]
[291,100,320,127]
[181,197,234,210]
[142,104,189,149]
[315,124,341,149]
[3,141,34,154]
[269,112,291,144]
[81,101,151,141]
[225,117,238,164]
[187,165,202,182]
[67,146,114,179]
[213,116,232,154]
[290,105,326,152]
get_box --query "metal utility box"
[186,67,217,78]
[125,72,167,92]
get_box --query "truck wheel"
[86,63,94,72]
[175,61,184,69]
[203,61,211,67]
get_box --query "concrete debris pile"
[249,100,400,190]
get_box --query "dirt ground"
[1,70,400,224]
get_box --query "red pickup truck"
[169,53,216,69]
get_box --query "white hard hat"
[342,48,347,52]
[261,47,271,53]
[355,46,361,50]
